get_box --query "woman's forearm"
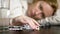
[38,9,60,25]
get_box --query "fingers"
[25,18,39,30]
[29,19,40,30]
[27,20,38,29]
[32,19,40,26]
[24,16,40,30]
[12,16,40,30]
[28,17,40,26]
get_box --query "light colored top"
[10,0,28,18]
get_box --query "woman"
[12,0,60,29]
[27,0,60,27]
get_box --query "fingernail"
[36,27,40,30]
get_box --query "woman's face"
[28,1,54,20]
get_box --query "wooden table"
[0,26,60,34]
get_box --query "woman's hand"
[12,16,40,30]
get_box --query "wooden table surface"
[0,26,60,34]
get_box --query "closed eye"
[39,4,43,11]
[39,3,45,18]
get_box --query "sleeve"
[9,0,28,18]
[37,9,60,26]
[9,0,23,18]
[9,0,28,25]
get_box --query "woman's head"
[27,0,58,20]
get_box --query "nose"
[35,10,42,15]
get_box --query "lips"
[35,13,42,16]
[33,13,43,19]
